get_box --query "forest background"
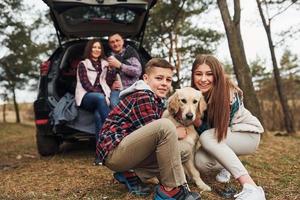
[1,0,299,133]
[0,1,299,200]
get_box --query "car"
[34,0,156,156]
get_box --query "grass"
[0,122,299,200]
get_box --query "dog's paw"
[144,177,160,185]
[197,183,212,192]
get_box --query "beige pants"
[105,118,187,187]
[195,128,261,179]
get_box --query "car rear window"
[63,6,138,25]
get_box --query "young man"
[96,58,201,200]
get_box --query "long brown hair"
[83,39,106,60]
[191,54,231,142]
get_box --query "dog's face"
[167,87,207,125]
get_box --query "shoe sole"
[114,172,126,184]
[113,172,152,197]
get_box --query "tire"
[36,130,60,156]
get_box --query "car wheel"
[36,130,60,156]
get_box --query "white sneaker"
[234,183,266,200]
[216,168,231,183]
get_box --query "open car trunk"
[42,0,157,44]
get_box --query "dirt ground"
[0,122,299,200]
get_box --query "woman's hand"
[193,117,202,128]
[176,126,187,140]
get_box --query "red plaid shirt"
[96,89,166,163]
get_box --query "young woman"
[75,39,117,142]
[191,54,266,200]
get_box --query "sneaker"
[113,171,152,196]
[216,168,231,183]
[234,183,266,200]
[94,157,102,166]
[154,184,201,200]
[216,185,237,198]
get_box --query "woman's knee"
[83,92,105,103]
[199,129,218,150]
[92,93,109,109]
[250,133,261,153]
[93,93,106,101]
[194,149,217,173]
[226,132,261,155]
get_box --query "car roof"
[43,0,157,42]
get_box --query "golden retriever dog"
[162,87,211,191]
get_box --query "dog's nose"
[186,112,194,120]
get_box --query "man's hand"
[107,56,122,69]
[111,80,122,90]
[177,126,187,140]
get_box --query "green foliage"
[145,0,221,57]
[0,0,54,98]
[249,58,274,100]
[250,57,272,79]
[223,61,234,75]
[248,59,287,129]
[144,0,222,87]
[0,1,23,31]
[279,50,300,99]
[280,49,300,75]
[250,51,300,104]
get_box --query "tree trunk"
[2,103,6,123]
[168,32,173,64]
[12,88,21,123]
[256,0,295,134]
[174,32,181,89]
[217,0,263,124]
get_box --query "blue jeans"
[81,92,110,142]
[110,90,120,108]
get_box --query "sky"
[4,0,300,103]
[198,1,300,64]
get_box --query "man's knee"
[153,118,177,140]
[180,149,191,163]
[156,118,176,133]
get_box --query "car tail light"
[35,119,49,125]
[40,60,50,76]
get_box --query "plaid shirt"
[78,59,116,93]
[96,89,166,163]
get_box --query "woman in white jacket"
[75,39,117,143]
[190,54,265,200]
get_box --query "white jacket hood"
[119,80,152,99]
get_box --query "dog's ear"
[197,95,207,118]
[168,91,180,115]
